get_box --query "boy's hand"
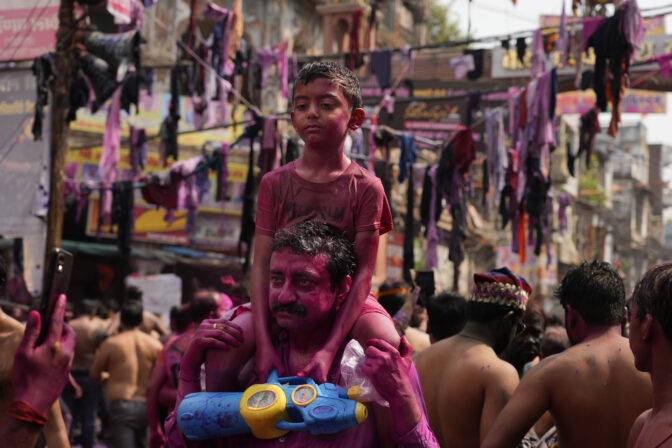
[13,295,76,415]
[297,347,336,383]
[254,339,284,381]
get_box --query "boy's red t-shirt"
[256,161,393,241]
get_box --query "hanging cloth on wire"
[239,116,263,271]
[216,142,230,202]
[347,8,363,70]
[100,86,123,219]
[161,66,181,163]
[111,180,135,257]
[398,134,416,183]
[402,163,415,284]
[370,49,392,90]
[420,165,440,270]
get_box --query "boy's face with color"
[291,77,364,151]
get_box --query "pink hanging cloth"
[100,87,123,218]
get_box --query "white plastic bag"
[339,339,389,407]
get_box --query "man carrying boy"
[627,263,672,448]
[245,61,399,384]
[165,221,438,446]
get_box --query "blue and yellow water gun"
[177,370,368,440]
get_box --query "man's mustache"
[271,302,307,317]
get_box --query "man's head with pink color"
[268,220,355,336]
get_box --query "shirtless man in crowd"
[90,300,162,448]
[483,261,653,448]
[62,299,107,448]
[415,267,530,447]
[106,287,168,339]
[0,258,70,447]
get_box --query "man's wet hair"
[427,292,467,341]
[632,262,672,342]
[557,260,625,326]
[294,61,363,110]
[271,221,355,290]
[120,300,143,328]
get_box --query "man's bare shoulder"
[417,338,513,381]
[630,408,672,448]
[136,329,164,351]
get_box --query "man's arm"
[148,312,168,336]
[147,363,168,448]
[299,230,381,382]
[481,363,553,448]
[480,363,520,443]
[365,337,439,447]
[43,399,69,448]
[89,342,109,383]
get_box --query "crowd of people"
[0,61,671,448]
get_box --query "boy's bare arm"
[250,234,283,380]
[299,230,381,382]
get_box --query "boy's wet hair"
[294,61,363,110]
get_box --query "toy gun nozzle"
[346,385,362,401]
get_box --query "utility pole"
[44,0,76,273]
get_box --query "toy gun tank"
[177,370,368,440]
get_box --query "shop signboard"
[556,89,667,115]
[0,0,59,62]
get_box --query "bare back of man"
[415,336,519,447]
[487,332,652,448]
[69,316,105,371]
[91,329,162,403]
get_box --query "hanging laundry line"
[296,6,672,61]
[69,118,258,151]
[152,15,263,117]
